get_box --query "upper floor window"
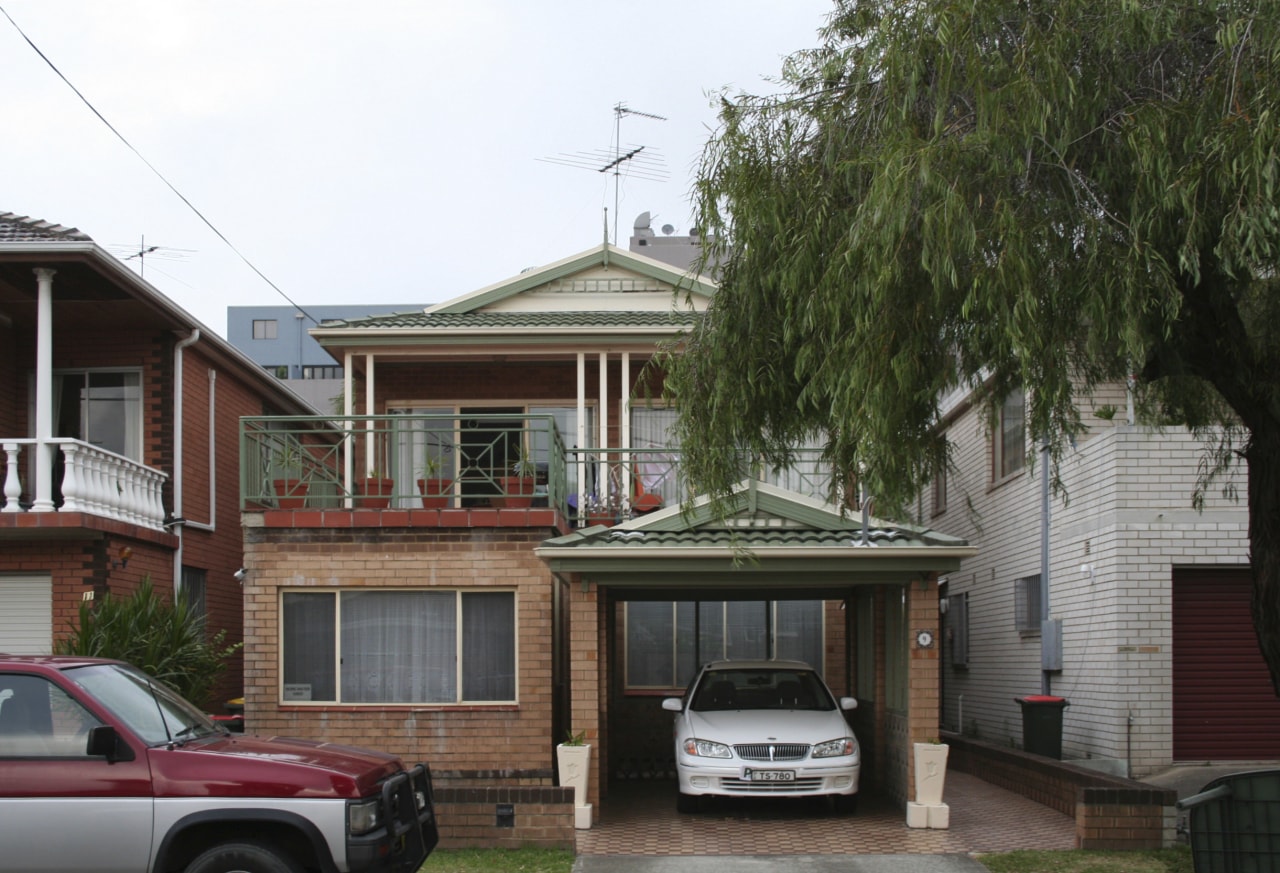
[252,319,278,340]
[301,366,342,380]
[52,370,142,462]
[993,389,1026,481]
[262,365,288,379]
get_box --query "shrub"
[56,577,242,709]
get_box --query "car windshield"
[690,668,836,712]
[65,663,222,746]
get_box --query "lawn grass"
[419,847,576,873]
[977,846,1193,873]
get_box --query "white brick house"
[930,383,1280,776]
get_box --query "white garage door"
[0,575,53,654]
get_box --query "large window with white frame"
[280,589,515,704]
[624,600,825,690]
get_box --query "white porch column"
[620,352,631,502]
[343,351,354,504]
[364,354,376,473]
[32,268,56,512]
[577,353,586,514]
[597,353,607,450]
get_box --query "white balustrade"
[0,439,167,530]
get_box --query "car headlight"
[811,738,856,759]
[682,738,732,758]
[348,798,382,835]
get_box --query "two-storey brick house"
[929,381,1280,776]
[0,212,317,707]
[236,240,975,843]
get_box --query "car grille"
[733,743,810,761]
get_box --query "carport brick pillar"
[906,575,941,803]
[568,581,602,820]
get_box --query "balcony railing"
[1,439,168,530]
[240,414,835,526]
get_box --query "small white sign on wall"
[282,684,313,701]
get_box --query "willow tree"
[664,0,1280,690]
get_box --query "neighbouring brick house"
[237,242,976,846]
[0,212,318,708]
[928,380,1280,776]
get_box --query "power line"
[0,4,320,325]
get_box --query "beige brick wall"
[935,389,1248,775]
[242,526,557,775]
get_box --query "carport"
[536,481,975,820]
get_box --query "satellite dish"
[661,224,675,235]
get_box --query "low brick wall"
[432,771,575,849]
[943,732,1177,849]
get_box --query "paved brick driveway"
[577,772,1077,856]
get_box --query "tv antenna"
[538,102,668,244]
[108,235,194,278]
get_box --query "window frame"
[992,389,1026,482]
[252,319,278,340]
[1014,574,1042,636]
[278,587,518,706]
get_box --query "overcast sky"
[1,1,832,336]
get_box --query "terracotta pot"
[416,478,453,509]
[272,478,309,510]
[356,477,394,509]
[494,475,535,508]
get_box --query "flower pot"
[356,476,394,509]
[587,513,614,528]
[913,742,949,805]
[493,475,535,508]
[416,478,453,509]
[556,742,592,810]
[272,478,309,510]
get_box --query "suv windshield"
[65,663,221,746]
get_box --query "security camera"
[234,567,246,582]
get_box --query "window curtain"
[461,592,515,701]
[340,591,455,703]
[282,592,336,701]
[630,407,680,506]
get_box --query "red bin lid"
[1019,695,1067,703]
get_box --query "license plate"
[744,768,795,782]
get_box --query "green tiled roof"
[575,526,945,551]
[317,310,699,330]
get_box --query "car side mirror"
[661,697,684,712]
[86,725,133,762]
[839,697,858,711]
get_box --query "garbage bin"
[1015,695,1068,759]
[1177,769,1280,872]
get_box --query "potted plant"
[583,492,619,527]
[270,442,309,509]
[415,453,453,509]
[556,729,592,829]
[495,445,537,508]
[356,468,395,509]
[913,738,949,805]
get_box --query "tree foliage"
[56,577,242,709]
[665,0,1280,688]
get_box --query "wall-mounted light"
[234,567,247,583]
[112,546,133,569]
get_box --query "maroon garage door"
[1173,567,1280,761]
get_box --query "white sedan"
[663,659,860,813]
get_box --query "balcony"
[1,439,168,530]
[240,414,834,527]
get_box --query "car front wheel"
[184,841,304,873]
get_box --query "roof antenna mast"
[538,103,669,245]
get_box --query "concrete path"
[574,855,991,873]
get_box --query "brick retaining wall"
[943,732,1176,848]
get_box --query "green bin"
[1015,695,1068,759]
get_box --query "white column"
[621,352,631,505]
[32,268,56,512]
[364,354,376,474]
[597,353,608,450]
[343,351,354,504]
[576,353,586,514]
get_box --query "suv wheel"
[184,841,304,873]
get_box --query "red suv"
[0,655,438,873]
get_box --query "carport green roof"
[536,481,974,590]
